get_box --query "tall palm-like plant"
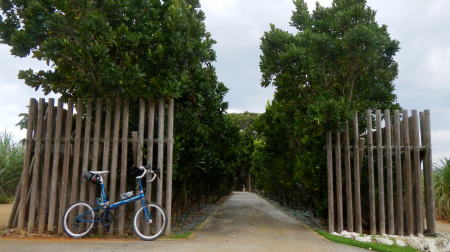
[0,132,24,203]
[434,158,450,221]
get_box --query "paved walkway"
[0,192,365,252]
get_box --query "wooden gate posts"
[9,98,175,235]
[327,109,436,236]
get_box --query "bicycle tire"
[62,201,95,238]
[132,203,167,241]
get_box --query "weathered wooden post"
[118,100,129,235]
[421,110,436,235]
[335,130,343,233]
[145,101,155,235]
[47,99,64,232]
[326,131,334,233]
[69,99,84,206]
[385,110,394,234]
[353,113,362,233]
[394,110,404,235]
[109,99,121,233]
[18,99,37,231]
[79,99,94,204]
[27,98,45,232]
[411,110,424,235]
[89,99,103,206]
[344,121,353,232]
[99,99,112,235]
[37,98,54,233]
[156,99,165,230]
[165,99,175,235]
[402,110,414,235]
[367,110,376,235]
[57,99,74,234]
[375,110,385,235]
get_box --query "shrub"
[434,158,450,220]
[0,131,24,201]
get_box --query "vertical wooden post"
[136,99,146,214]
[70,99,83,206]
[99,99,112,235]
[335,130,343,233]
[402,110,414,235]
[8,175,22,228]
[145,101,156,235]
[47,99,64,232]
[421,110,436,235]
[411,110,424,235]
[109,99,121,233]
[375,110,385,235]
[57,99,74,234]
[89,99,103,206]
[394,110,404,236]
[344,121,353,232]
[353,113,362,233]
[137,99,145,167]
[80,99,94,203]
[132,131,139,214]
[165,98,175,235]
[37,98,55,233]
[384,110,394,234]
[118,100,129,235]
[367,110,376,235]
[326,131,334,233]
[18,99,37,230]
[28,98,45,232]
[156,99,165,230]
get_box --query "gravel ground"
[171,204,220,234]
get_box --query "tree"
[1,0,239,214]
[255,0,400,213]
[227,112,260,190]
[0,0,215,99]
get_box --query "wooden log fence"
[9,98,175,235]
[327,109,436,236]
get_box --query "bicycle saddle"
[89,171,110,175]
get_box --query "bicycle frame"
[76,178,151,224]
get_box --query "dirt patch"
[437,220,450,234]
[0,204,13,229]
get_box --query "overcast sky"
[0,0,449,161]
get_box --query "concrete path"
[0,192,365,252]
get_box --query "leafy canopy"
[0,0,215,99]
[254,0,400,212]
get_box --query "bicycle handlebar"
[136,165,158,182]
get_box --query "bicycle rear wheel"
[133,203,167,241]
[63,202,95,238]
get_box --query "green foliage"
[0,0,215,99]
[0,0,239,212]
[434,158,450,221]
[0,131,24,200]
[254,0,400,213]
[226,112,260,190]
[316,230,418,252]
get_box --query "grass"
[0,131,24,202]
[0,194,14,204]
[315,230,418,252]
[434,158,450,221]
[163,231,193,239]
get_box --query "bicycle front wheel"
[133,203,167,241]
[62,202,95,238]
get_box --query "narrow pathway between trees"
[0,192,365,251]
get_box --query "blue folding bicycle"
[62,165,167,240]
